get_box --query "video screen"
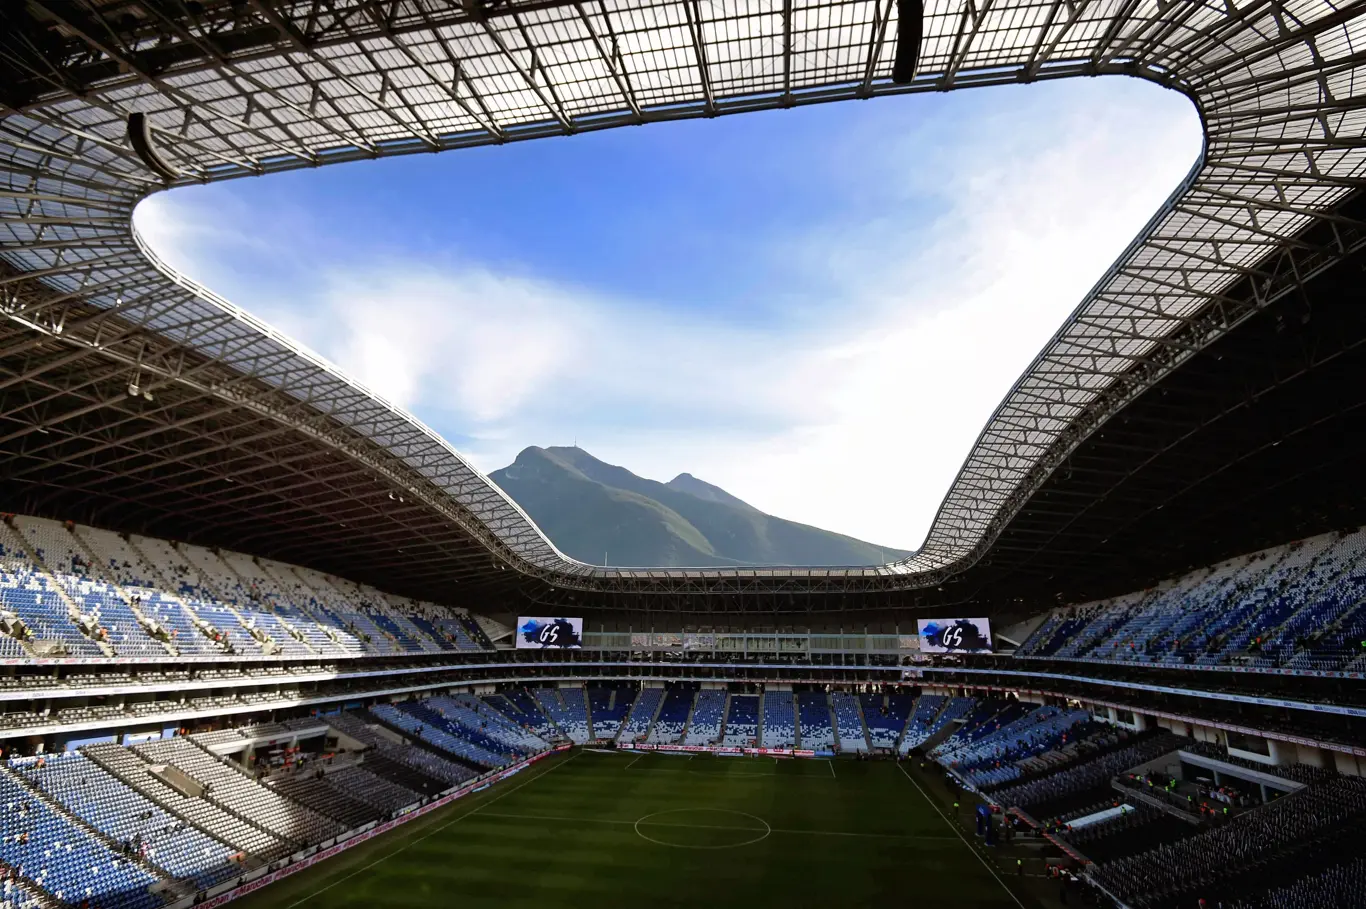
[516,616,584,649]
[917,617,993,653]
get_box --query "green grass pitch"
[235,749,1028,909]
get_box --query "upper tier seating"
[760,692,796,748]
[0,514,492,664]
[1018,527,1366,672]
[796,692,833,751]
[683,690,727,745]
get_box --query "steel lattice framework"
[0,0,1364,599]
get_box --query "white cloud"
[134,77,1201,554]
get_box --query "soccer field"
[234,749,1030,909]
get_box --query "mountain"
[489,446,912,568]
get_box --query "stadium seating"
[989,732,1187,816]
[1222,855,1366,909]
[796,692,834,750]
[900,696,975,754]
[585,685,634,740]
[860,693,915,749]
[722,695,759,747]
[322,713,475,788]
[451,695,550,752]
[683,690,727,745]
[82,743,291,861]
[0,767,163,909]
[134,738,345,846]
[1018,527,1366,672]
[935,705,1094,788]
[760,692,796,748]
[1090,777,1366,908]
[617,688,665,744]
[0,515,492,667]
[268,774,379,829]
[483,691,558,740]
[646,688,694,744]
[831,692,868,752]
[323,766,422,814]
[13,751,238,890]
[532,689,591,744]
[373,703,510,769]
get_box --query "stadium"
[1,0,1365,907]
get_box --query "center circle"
[633,808,772,849]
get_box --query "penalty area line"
[896,762,1025,909]
[283,751,580,909]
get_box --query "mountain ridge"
[489,446,910,568]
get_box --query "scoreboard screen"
[516,616,584,649]
[917,617,993,653]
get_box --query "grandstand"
[1,0,1365,905]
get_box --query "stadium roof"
[1,0,1364,615]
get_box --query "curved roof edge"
[1,0,1363,595]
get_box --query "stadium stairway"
[677,691,699,743]
[82,743,290,863]
[641,688,669,743]
[757,691,765,747]
[0,760,183,892]
[718,693,731,743]
[584,690,596,740]
[137,737,344,848]
[1,520,111,657]
[28,519,178,659]
[856,697,872,750]
[0,857,61,909]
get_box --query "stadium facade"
[1,1,1365,906]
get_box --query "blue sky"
[136,76,1201,553]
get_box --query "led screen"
[916,617,993,653]
[516,616,584,649]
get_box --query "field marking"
[477,811,957,842]
[896,762,1026,909]
[283,752,580,909]
[634,809,771,850]
[624,753,645,769]
[828,760,836,779]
